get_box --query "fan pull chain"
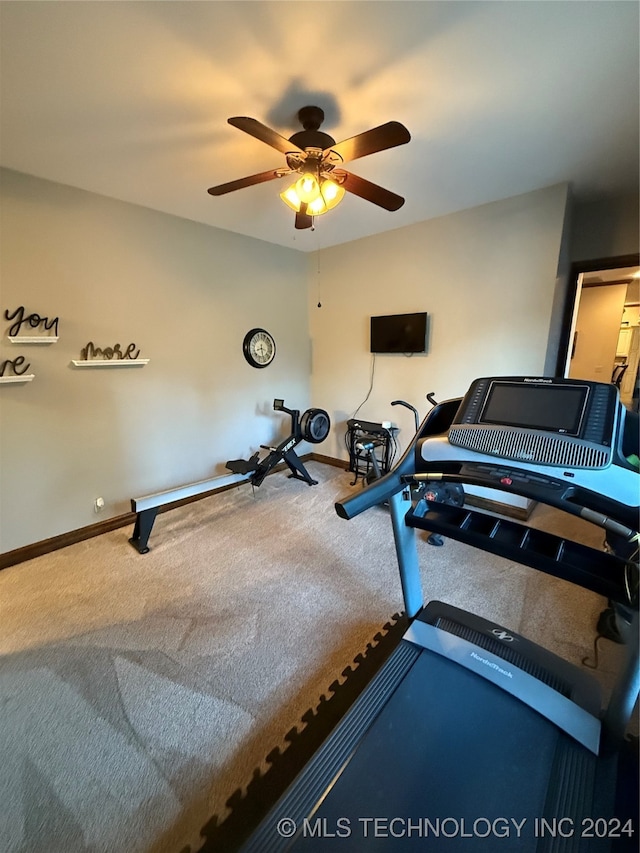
[316,237,322,308]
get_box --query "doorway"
[556,254,640,411]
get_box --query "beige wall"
[0,169,309,552]
[309,184,570,460]
[0,176,582,552]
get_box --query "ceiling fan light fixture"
[306,179,346,217]
[280,183,303,212]
[320,178,345,210]
[280,172,321,212]
[307,195,327,216]
[281,176,346,216]
[295,172,321,204]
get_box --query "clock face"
[243,328,276,368]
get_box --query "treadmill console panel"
[449,376,618,469]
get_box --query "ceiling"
[1,1,638,252]
[583,267,639,285]
[583,267,640,306]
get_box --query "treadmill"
[239,376,639,852]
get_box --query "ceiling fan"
[207,106,411,230]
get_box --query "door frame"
[554,252,640,377]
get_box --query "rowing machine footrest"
[226,453,260,475]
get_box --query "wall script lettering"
[80,342,141,360]
[5,306,59,337]
[0,355,31,376]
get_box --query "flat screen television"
[370,312,428,354]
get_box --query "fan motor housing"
[289,129,336,151]
[289,105,336,152]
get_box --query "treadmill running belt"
[249,647,597,851]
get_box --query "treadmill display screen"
[479,381,589,435]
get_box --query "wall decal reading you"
[5,306,59,337]
[80,342,141,360]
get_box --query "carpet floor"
[0,462,633,853]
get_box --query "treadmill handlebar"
[335,459,409,520]
[408,468,638,540]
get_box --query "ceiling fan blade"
[228,117,304,155]
[295,202,313,230]
[295,212,313,230]
[323,121,410,165]
[207,168,287,196]
[338,170,405,211]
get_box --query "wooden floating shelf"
[70,359,149,368]
[8,336,59,344]
[0,374,35,384]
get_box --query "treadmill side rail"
[238,641,422,853]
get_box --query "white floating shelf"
[8,336,59,344]
[70,359,149,368]
[0,374,35,384]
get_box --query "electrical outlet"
[94,497,105,513]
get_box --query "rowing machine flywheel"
[300,408,331,444]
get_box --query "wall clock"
[243,328,276,368]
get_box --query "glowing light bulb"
[321,179,345,210]
[280,176,345,217]
[308,196,327,216]
[280,183,302,212]
[295,173,321,204]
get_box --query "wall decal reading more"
[80,342,141,360]
[0,355,35,383]
[71,342,149,369]
[1,355,31,375]
[5,306,59,340]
